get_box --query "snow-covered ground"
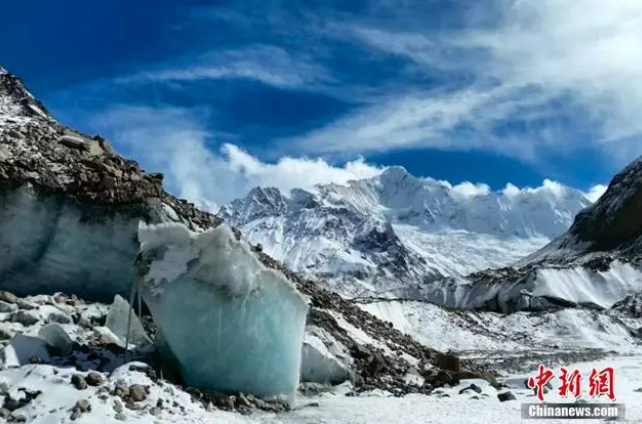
[2,292,640,423]
[359,300,641,355]
[4,357,641,423]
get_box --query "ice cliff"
[0,69,220,301]
[136,223,309,401]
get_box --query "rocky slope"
[220,169,590,298]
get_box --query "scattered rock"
[0,301,18,313]
[436,351,461,373]
[0,291,19,304]
[15,299,37,310]
[75,399,91,413]
[129,385,147,402]
[497,391,517,402]
[149,407,162,417]
[0,328,12,341]
[71,375,88,390]
[9,310,39,326]
[2,388,41,411]
[113,399,124,413]
[38,323,74,356]
[114,385,130,399]
[10,413,27,423]
[70,409,82,421]
[45,309,72,324]
[459,383,482,395]
[86,372,104,387]
[115,412,127,421]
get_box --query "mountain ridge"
[220,166,592,297]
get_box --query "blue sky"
[2,0,641,207]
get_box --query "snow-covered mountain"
[414,154,642,313]
[220,167,591,297]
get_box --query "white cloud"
[223,144,382,191]
[584,184,608,203]
[90,106,383,210]
[451,181,491,198]
[118,45,330,89]
[502,183,521,197]
[291,0,642,162]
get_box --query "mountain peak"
[379,166,411,182]
[0,67,51,121]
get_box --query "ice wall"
[137,223,309,402]
[0,184,140,300]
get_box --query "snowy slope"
[220,168,590,297]
[407,154,642,313]
[359,299,642,356]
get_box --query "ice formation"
[300,326,352,384]
[137,222,309,402]
[0,184,140,301]
[419,260,642,312]
[104,295,151,348]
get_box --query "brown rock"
[436,351,460,373]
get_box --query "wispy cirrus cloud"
[116,45,332,90]
[284,0,642,164]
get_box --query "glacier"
[418,260,642,312]
[0,184,141,301]
[137,222,309,402]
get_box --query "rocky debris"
[437,351,460,373]
[0,291,19,304]
[128,384,148,402]
[2,388,41,412]
[612,292,642,318]
[0,111,221,229]
[497,391,516,402]
[70,399,91,420]
[0,328,11,340]
[0,301,17,313]
[186,388,289,414]
[86,372,104,386]
[458,384,482,395]
[71,375,88,390]
[9,310,39,326]
[16,299,37,311]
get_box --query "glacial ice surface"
[137,223,309,402]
